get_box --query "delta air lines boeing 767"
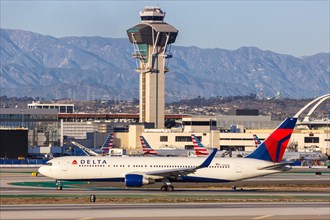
[39,117,297,191]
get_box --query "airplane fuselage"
[39,156,282,183]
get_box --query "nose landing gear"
[56,180,63,190]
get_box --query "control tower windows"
[138,44,149,62]
[141,16,163,22]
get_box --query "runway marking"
[253,215,273,219]
[77,218,94,220]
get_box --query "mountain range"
[1,28,329,101]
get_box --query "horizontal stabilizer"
[259,162,293,171]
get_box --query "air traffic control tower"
[127,6,178,129]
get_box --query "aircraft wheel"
[56,185,63,190]
[161,185,168,191]
[232,185,236,191]
[167,185,174,191]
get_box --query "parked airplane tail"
[101,134,114,153]
[253,134,261,148]
[191,134,209,156]
[246,118,297,163]
[140,136,158,155]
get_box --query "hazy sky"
[1,0,329,57]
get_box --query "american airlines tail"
[191,134,209,156]
[140,136,158,155]
[246,118,297,163]
[253,134,261,148]
[101,134,114,153]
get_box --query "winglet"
[197,148,217,169]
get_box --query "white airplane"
[39,117,297,191]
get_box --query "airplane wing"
[71,141,100,156]
[128,148,218,180]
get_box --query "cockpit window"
[46,162,52,166]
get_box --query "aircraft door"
[61,162,68,171]
[236,163,241,173]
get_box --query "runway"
[1,167,329,219]
[2,203,330,220]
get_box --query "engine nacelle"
[125,174,155,187]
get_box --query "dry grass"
[1,197,328,205]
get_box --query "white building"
[28,102,74,113]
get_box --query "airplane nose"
[38,166,47,176]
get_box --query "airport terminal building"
[1,107,329,158]
[0,108,61,158]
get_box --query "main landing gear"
[160,185,174,191]
[56,179,63,190]
[231,185,243,191]
[160,178,174,191]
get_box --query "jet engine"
[125,174,155,187]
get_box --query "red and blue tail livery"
[101,134,114,153]
[246,118,297,162]
[140,136,158,155]
[191,134,209,156]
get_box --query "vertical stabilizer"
[246,118,297,162]
[101,134,114,153]
[140,136,158,155]
[253,134,261,148]
[191,134,209,156]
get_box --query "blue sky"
[1,0,329,57]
